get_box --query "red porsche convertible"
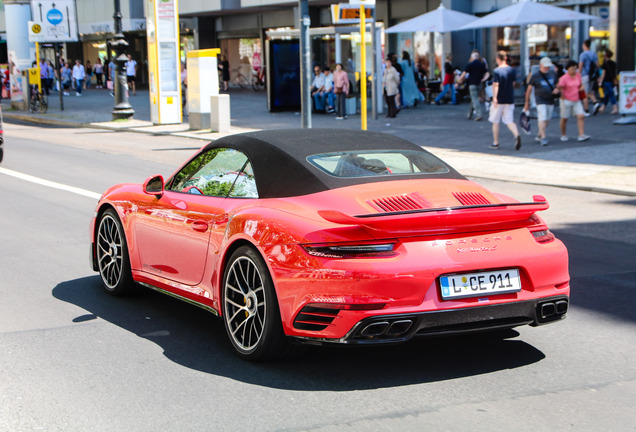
[90,129,569,360]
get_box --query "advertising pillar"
[5,0,35,108]
[186,49,220,130]
[147,0,181,124]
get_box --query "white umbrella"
[459,0,600,75]
[459,0,599,30]
[385,4,477,34]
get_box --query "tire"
[96,208,136,296]
[29,98,37,113]
[222,246,290,361]
[39,96,48,114]
[252,76,259,91]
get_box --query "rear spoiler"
[318,196,549,234]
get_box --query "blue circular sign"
[47,8,63,25]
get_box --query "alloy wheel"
[224,256,266,352]
[97,213,123,289]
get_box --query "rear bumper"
[295,295,568,345]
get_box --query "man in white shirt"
[72,59,85,96]
[125,54,137,95]
[310,66,325,111]
[318,67,335,113]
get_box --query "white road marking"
[0,167,102,199]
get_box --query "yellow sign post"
[360,5,366,130]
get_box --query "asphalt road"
[1,123,635,431]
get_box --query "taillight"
[531,229,555,243]
[301,242,397,258]
[528,214,555,243]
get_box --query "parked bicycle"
[29,85,48,114]
[232,67,249,89]
[252,66,266,91]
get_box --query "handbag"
[579,90,586,100]
[519,110,531,135]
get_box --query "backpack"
[587,56,599,80]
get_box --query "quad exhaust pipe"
[359,319,414,339]
[538,299,568,322]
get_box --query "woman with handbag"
[557,60,589,142]
[332,63,350,120]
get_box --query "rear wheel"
[222,246,290,361]
[96,208,135,295]
[39,96,48,113]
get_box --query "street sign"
[28,21,48,42]
[29,0,78,42]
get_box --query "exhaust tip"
[555,300,568,315]
[540,302,556,319]
[360,321,389,337]
[386,319,413,337]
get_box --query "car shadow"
[53,276,546,391]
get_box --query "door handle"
[191,221,208,232]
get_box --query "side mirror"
[143,175,164,198]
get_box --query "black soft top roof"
[204,129,464,198]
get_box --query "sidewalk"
[4,86,636,196]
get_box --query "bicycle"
[29,85,48,114]
[232,67,249,89]
[252,67,266,91]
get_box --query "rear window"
[307,150,450,178]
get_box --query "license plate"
[439,269,521,300]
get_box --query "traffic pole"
[360,5,367,130]
[35,42,42,93]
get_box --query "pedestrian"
[457,51,489,121]
[318,66,335,113]
[332,63,350,120]
[399,51,423,108]
[435,54,457,105]
[181,62,187,115]
[219,55,229,91]
[383,58,400,118]
[47,60,56,92]
[125,54,137,95]
[39,58,50,95]
[597,49,618,115]
[489,51,521,150]
[85,60,93,89]
[557,59,590,142]
[523,56,560,146]
[578,39,600,115]
[310,65,325,112]
[94,58,104,88]
[108,58,116,96]
[390,53,404,109]
[60,61,72,95]
[72,59,85,96]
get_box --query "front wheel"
[222,246,290,361]
[29,98,38,113]
[96,208,136,295]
